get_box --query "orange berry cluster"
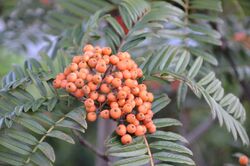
[53,45,156,144]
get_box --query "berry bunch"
[53,45,156,144]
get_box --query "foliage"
[0,47,24,79]
[0,0,249,166]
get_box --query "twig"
[143,135,154,166]
[186,117,214,145]
[73,130,109,162]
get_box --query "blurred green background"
[0,0,250,166]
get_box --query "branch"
[186,117,214,145]
[143,135,154,166]
[73,130,109,162]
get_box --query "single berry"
[121,134,132,144]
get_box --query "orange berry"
[116,124,127,136]
[127,93,135,100]
[135,125,145,136]
[138,104,147,114]
[75,79,84,88]
[74,89,84,98]
[124,59,132,70]
[88,82,97,91]
[118,99,126,107]
[122,70,131,79]
[89,91,99,100]
[139,91,148,101]
[133,119,140,126]
[70,63,78,71]
[78,72,87,80]
[79,68,89,74]
[123,52,131,59]
[137,68,143,78]
[94,46,102,54]
[72,56,82,64]
[147,92,154,102]
[116,61,127,71]
[67,73,77,82]
[99,58,106,63]
[97,94,106,103]
[100,84,111,94]
[60,80,68,88]
[88,58,97,68]
[147,110,154,118]
[73,71,79,76]
[105,75,114,84]
[136,113,145,121]
[97,59,106,64]
[56,73,66,80]
[92,74,102,84]
[83,54,90,62]
[130,70,138,79]
[87,112,97,122]
[117,90,127,99]
[110,108,122,119]
[125,79,138,88]
[148,124,156,134]
[143,114,152,123]
[78,61,88,68]
[86,74,93,82]
[93,53,102,59]
[102,47,112,55]
[85,50,94,57]
[96,63,107,73]
[145,121,154,128]
[82,85,91,94]
[138,84,147,91]
[127,124,136,134]
[131,87,140,95]
[64,67,71,76]
[127,99,136,108]
[53,79,61,88]
[122,86,131,94]
[66,82,77,93]
[110,102,119,108]
[112,78,122,88]
[126,114,136,123]
[117,52,126,60]
[109,55,119,64]
[107,92,117,102]
[144,102,152,110]
[135,97,143,106]
[86,105,96,112]
[103,55,110,64]
[84,98,95,107]
[100,110,110,119]
[121,134,132,145]
[83,44,94,52]
[114,71,123,79]
[122,103,133,113]
[131,62,138,69]
[239,155,249,166]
